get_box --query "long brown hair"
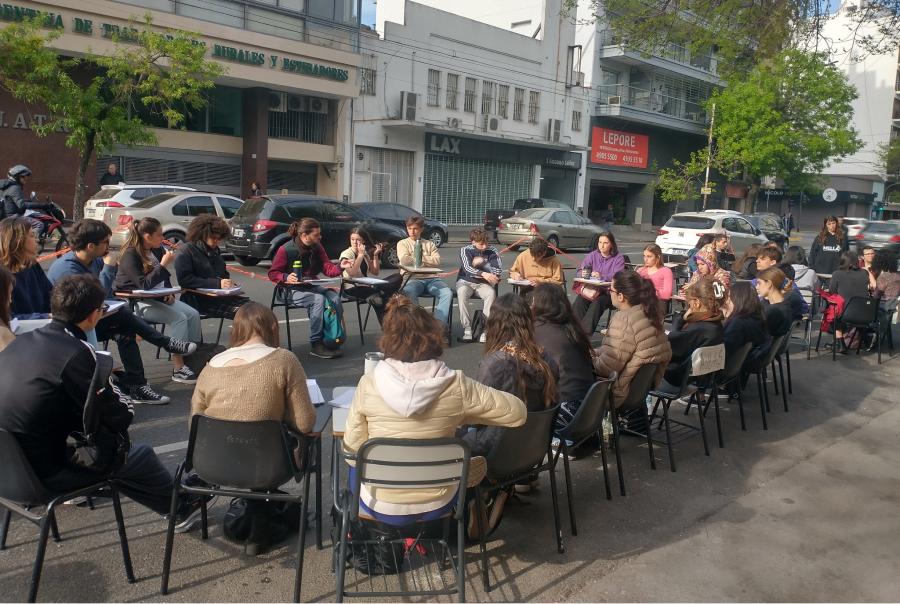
[734,243,763,276]
[379,295,444,362]
[485,293,557,407]
[643,243,663,268]
[530,283,593,364]
[0,217,35,273]
[229,302,280,348]
[817,215,844,245]
[0,264,14,328]
[121,217,162,275]
[684,277,724,318]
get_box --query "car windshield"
[517,208,552,219]
[665,216,716,229]
[131,193,179,209]
[89,188,120,200]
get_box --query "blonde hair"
[0,217,36,273]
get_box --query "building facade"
[0,0,361,211]
[352,0,589,224]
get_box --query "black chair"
[832,296,883,364]
[769,331,791,413]
[0,430,135,603]
[746,333,788,431]
[333,438,472,602]
[715,342,754,432]
[553,376,616,535]
[337,280,374,346]
[161,416,315,603]
[477,405,564,591]
[611,363,661,493]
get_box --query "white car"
[84,184,196,223]
[656,211,769,257]
[841,217,868,238]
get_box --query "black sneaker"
[164,338,198,356]
[172,366,198,384]
[174,495,218,534]
[310,342,337,359]
[128,385,171,405]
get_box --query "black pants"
[344,274,403,324]
[185,294,251,320]
[41,444,175,515]
[95,306,169,387]
[572,293,613,335]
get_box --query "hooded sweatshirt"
[792,264,817,292]
[343,357,526,515]
[809,232,847,275]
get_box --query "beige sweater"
[0,324,13,352]
[191,348,316,433]
[510,250,565,285]
[397,237,441,278]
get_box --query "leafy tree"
[0,17,224,218]
[876,137,900,178]
[655,149,719,212]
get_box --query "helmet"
[8,165,32,179]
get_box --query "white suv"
[656,211,769,256]
[84,184,196,223]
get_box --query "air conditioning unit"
[287,94,307,112]
[447,116,461,129]
[547,118,561,143]
[607,96,621,105]
[308,97,328,114]
[400,91,418,121]
[482,114,502,133]
[269,91,287,112]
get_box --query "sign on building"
[590,127,649,169]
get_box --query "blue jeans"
[286,285,342,344]
[403,278,452,325]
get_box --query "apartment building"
[352,0,588,224]
[0,0,361,207]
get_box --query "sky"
[361,0,376,28]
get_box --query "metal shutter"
[354,147,414,204]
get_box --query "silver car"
[105,192,243,247]
[497,207,604,250]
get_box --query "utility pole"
[701,102,716,211]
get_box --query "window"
[497,84,509,118]
[184,195,217,216]
[427,69,441,107]
[446,73,459,110]
[360,54,376,96]
[571,109,582,132]
[550,211,573,224]
[481,80,494,114]
[513,87,525,121]
[464,77,477,113]
[283,200,323,221]
[216,197,242,218]
[527,91,540,124]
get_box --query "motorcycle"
[28,193,72,254]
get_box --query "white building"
[351,0,589,224]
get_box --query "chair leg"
[806,320,812,360]
[546,455,565,554]
[598,427,612,500]
[832,328,837,361]
[611,414,626,496]
[777,359,788,412]
[0,509,10,550]
[315,440,324,549]
[215,317,225,346]
[49,511,60,543]
[284,301,293,351]
[160,485,181,595]
[293,473,311,603]
[110,489,136,583]
[755,373,768,430]
[200,500,208,540]
[735,381,747,431]
[475,485,489,592]
[355,300,364,346]
[643,406,656,470]
[771,362,779,395]
[711,386,724,449]
[762,368,771,413]
[662,400,676,472]
[335,504,350,603]
[27,512,54,603]
[560,444,577,536]
[785,349,792,394]
[695,392,710,456]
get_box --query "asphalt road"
[4,230,898,602]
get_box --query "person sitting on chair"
[572,232,625,335]
[0,217,51,319]
[398,215,452,339]
[0,264,14,351]
[0,275,208,532]
[267,217,344,359]
[456,228,501,343]
[339,226,402,325]
[509,238,564,297]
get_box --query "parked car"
[497,207,603,250]
[352,202,448,247]
[655,211,769,257]
[745,213,789,249]
[84,184,196,223]
[854,220,900,253]
[225,195,408,267]
[842,217,868,238]
[484,198,571,240]
[106,192,244,247]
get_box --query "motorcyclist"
[0,165,50,237]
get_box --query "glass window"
[184,195,217,216]
[334,0,359,25]
[513,88,524,121]
[735,218,755,234]
[497,84,509,118]
[427,69,441,107]
[446,74,459,110]
[481,81,494,114]
[360,54,377,96]
[664,216,715,229]
[528,91,540,124]
[283,200,322,221]
[132,193,178,209]
[308,0,334,19]
[130,188,155,201]
[216,196,242,218]
[172,200,189,216]
[550,211,572,224]
[176,0,243,28]
[247,5,305,38]
[464,77,477,113]
[279,0,305,11]
[209,86,242,136]
[571,110,582,132]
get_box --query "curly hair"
[379,295,444,362]
[871,249,898,278]
[186,214,230,243]
[0,217,35,273]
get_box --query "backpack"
[322,296,345,348]
[471,309,486,340]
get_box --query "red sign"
[590,127,649,168]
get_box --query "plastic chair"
[746,333,788,430]
[161,416,315,603]
[553,375,616,535]
[333,438,472,602]
[833,296,883,364]
[714,342,754,432]
[0,430,135,603]
[338,280,374,345]
[611,363,661,492]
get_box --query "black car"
[225,195,408,267]
[352,202,449,247]
[745,213,789,249]
[855,220,900,254]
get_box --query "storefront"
[421,133,581,224]
[0,0,360,211]
[794,190,875,230]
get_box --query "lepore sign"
[590,127,649,169]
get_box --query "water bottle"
[413,238,423,268]
[292,259,303,282]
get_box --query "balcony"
[595,84,709,134]
[598,30,721,85]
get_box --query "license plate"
[85,208,95,218]
[678,231,685,237]
[231,228,244,238]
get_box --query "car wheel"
[547,235,560,250]
[426,229,446,247]
[163,231,185,245]
[235,255,261,267]
[384,244,401,268]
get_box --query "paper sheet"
[328,387,356,409]
[11,318,51,334]
[104,300,126,315]
[306,379,325,405]
[196,286,243,296]
[351,277,389,286]
[132,287,181,295]
[507,278,532,286]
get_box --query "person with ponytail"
[665,276,725,386]
[593,271,672,407]
[115,217,202,383]
[755,266,795,338]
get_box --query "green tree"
[876,137,900,178]
[0,17,224,218]
[709,50,861,208]
[655,149,721,211]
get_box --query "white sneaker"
[479,332,486,343]
[462,329,473,341]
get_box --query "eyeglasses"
[609,287,619,295]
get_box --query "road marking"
[154,440,189,454]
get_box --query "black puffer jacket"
[1,178,46,218]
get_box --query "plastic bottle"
[413,238,423,268]
[292,259,303,282]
